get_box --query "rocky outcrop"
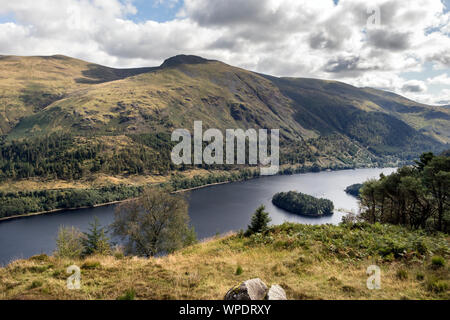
[224,279,287,300]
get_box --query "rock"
[266,284,287,300]
[225,278,268,300]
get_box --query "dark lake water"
[0,168,396,265]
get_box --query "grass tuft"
[117,289,136,300]
[426,277,448,293]
[81,261,101,270]
[396,269,408,281]
[431,256,445,269]
[29,280,43,289]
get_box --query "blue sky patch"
[0,12,15,24]
[126,0,184,23]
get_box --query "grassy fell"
[0,223,448,300]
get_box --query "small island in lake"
[345,183,363,198]
[272,191,334,217]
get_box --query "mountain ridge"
[0,54,448,160]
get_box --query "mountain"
[0,54,448,181]
[0,55,157,135]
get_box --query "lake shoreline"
[0,179,247,223]
[0,166,393,223]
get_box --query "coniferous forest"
[359,152,450,233]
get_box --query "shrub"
[113,246,125,260]
[383,253,395,262]
[55,226,85,259]
[235,265,243,276]
[245,205,271,236]
[117,289,136,300]
[431,256,445,268]
[183,226,198,247]
[413,238,429,255]
[416,272,425,281]
[426,277,448,293]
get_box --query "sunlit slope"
[1,54,447,156]
[0,55,152,135]
[7,58,312,141]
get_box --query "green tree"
[55,226,85,259]
[360,179,381,224]
[246,205,271,236]
[359,153,450,233]
[82,217,111,256]
[423,156,450,232]
[111,188,196,257]
[415,152,435,172]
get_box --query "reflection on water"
[0,168,396,265]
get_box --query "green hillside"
[0,54,448,195]
[1,55,447,150]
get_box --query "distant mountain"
[0,54,448,164]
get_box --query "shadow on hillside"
[76,64,157,84]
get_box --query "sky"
[0,0,449,105]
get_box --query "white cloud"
[0,0,449,104]
[428,73,450,85]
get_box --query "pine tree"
[246,205,271,236]
[82,217,111,256]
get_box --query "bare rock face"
[224,278,268,300]
[266,284,287,300]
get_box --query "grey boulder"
[266,284,287,300]
[224,278,268,300]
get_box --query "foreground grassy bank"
[1,223,448,300]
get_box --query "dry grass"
[0,168,225,193]
[0,224,448,300]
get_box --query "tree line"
[0,185,143,218]
[0,133,176,181]
[359,152,449,233]
[0,132,399,183]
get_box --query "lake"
[0,168,396,265]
